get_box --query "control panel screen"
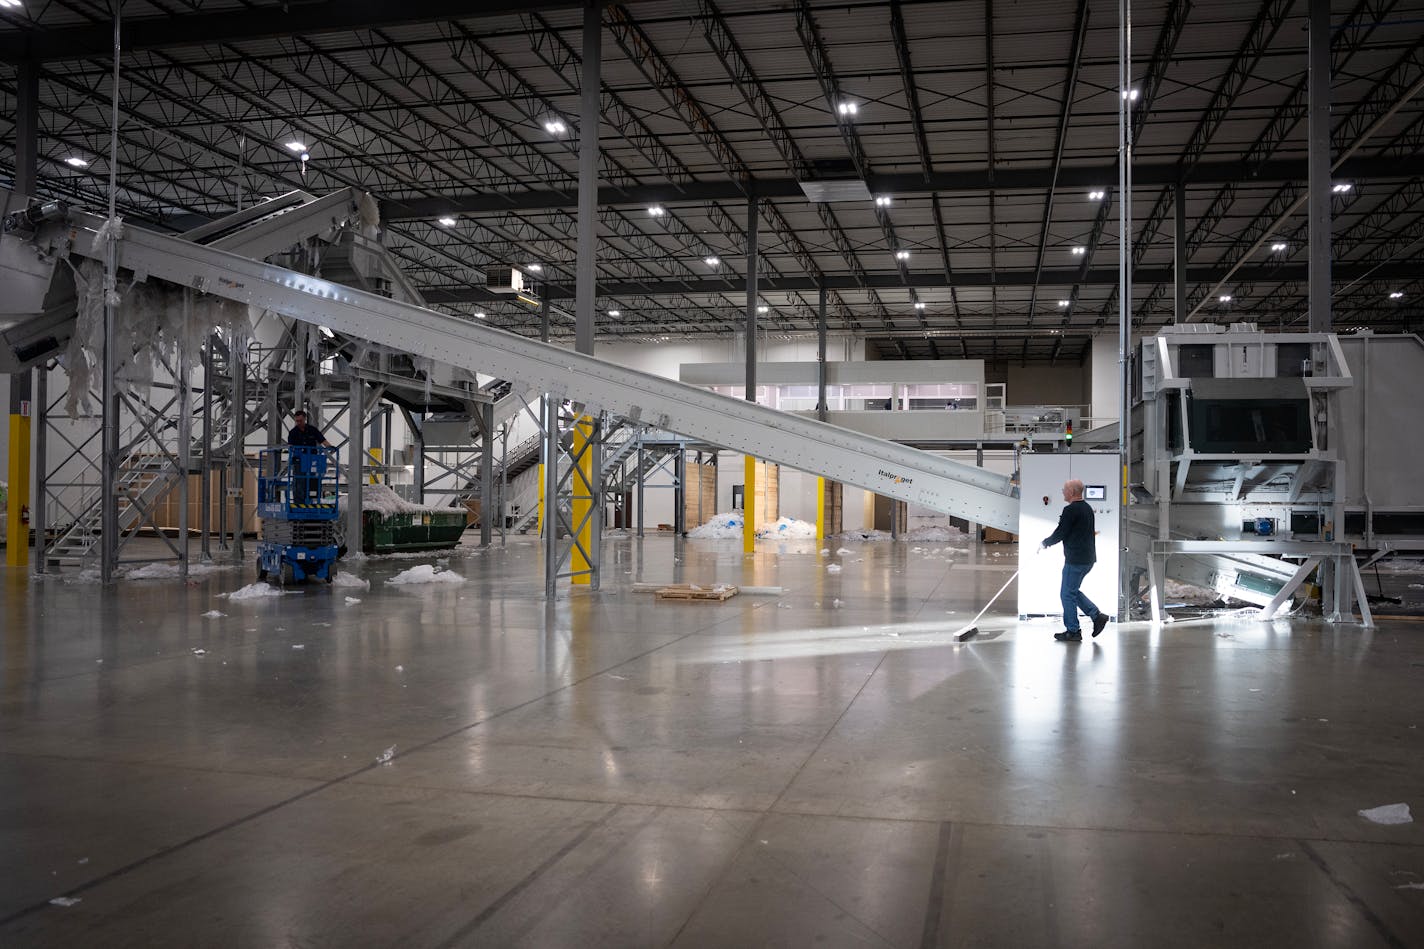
[1084,485,1106,500]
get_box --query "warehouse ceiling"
[1,0,1421,363]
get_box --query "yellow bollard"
[6,399,31,567]
[536,463,545,534]
[743,455,756,555]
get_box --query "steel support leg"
[32,365,47,573]
[229,335,246,560]
[347,381,365,555]
[543,397,560,599]
[201,336,213,560]
[480,401,494,548]
[636,436,646,539]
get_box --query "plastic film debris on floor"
[1358,803,1413,825]
[387,564,466,586]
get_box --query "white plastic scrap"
[191,648,207,656]
[1358,803,1413,825]
[826,563,842,574]
[49,897,81,908]
[345,596,363,604]
[331,572,370,590]
[388,564,465,586]
[223,582,289,600]
[687,511,744,539]
[201,610,226,619]
[376,745,396,765]
[358,483,460,519]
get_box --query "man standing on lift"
[1041,478,1111,642]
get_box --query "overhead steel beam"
[0,1,637,63]
[378,156,1404,220]
[420,260,1413,303]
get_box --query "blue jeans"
[1060,562,1099,632]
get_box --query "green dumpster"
[361,509,467,554]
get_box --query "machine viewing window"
[1177,344,1215,378]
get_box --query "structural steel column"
[14,61,38,197]
[575,0,601,357]
[347,380,364,556]
[543,398,559,599]
[100,261,118,583]
[480,401,494,548]
[229,336,245,559]
[177,291,192,575]
[201,336,213,559]
[816,285,828,421]
[816,285,830,542]
[411,414,425,504]
[1116,0,1133,620]
[1307,0,1332,334]
[1173,181,1187,324]
[744,196,759,556]
[32,366,47,574]
[566,1,602,591]
[7,374,32,567]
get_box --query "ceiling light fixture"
[1058,300,1070,308]
[1270,242,1287,252]
[895,250,910,261]
[1088,190,1105,201]
[607,310,620,317]
[474,311,487,319]
[1121,88,1140,102]
[437,216,457,227]
[1219,294,1232,303]
[875,196,892,207]
[284,141,306,153]
[63,156,89,168]
[1389,291,1404,300]
[836,101,858,117]
[1332,182,1353,193]
[704,257,720,267]
[913,302,926,310]
[1071,246,1086,256]
[757,305,769,314]
[0,0,24,8]
[543,119,566,135]
[526,263,542,272]
[647,206,665,217]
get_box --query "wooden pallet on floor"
[654,583,739,601]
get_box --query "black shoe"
[1054,630,1083,642]
[1091,613,1110,638]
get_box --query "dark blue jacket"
[1044,499,1097,565]
[287,424,326,447]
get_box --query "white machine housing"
[1018,452,1121,621]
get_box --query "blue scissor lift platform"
[256,445,341,585]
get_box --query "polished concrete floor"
[1,533,1422,947]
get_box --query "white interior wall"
[584,335,862,382]
[1005,364,1090,407]
[1090,334,1120,427]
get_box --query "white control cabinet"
[1017,452,1121,620]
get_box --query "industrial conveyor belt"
[16,200,1022,531]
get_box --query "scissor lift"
[256,445,340,585]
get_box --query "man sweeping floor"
[1040,478,1111,643]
